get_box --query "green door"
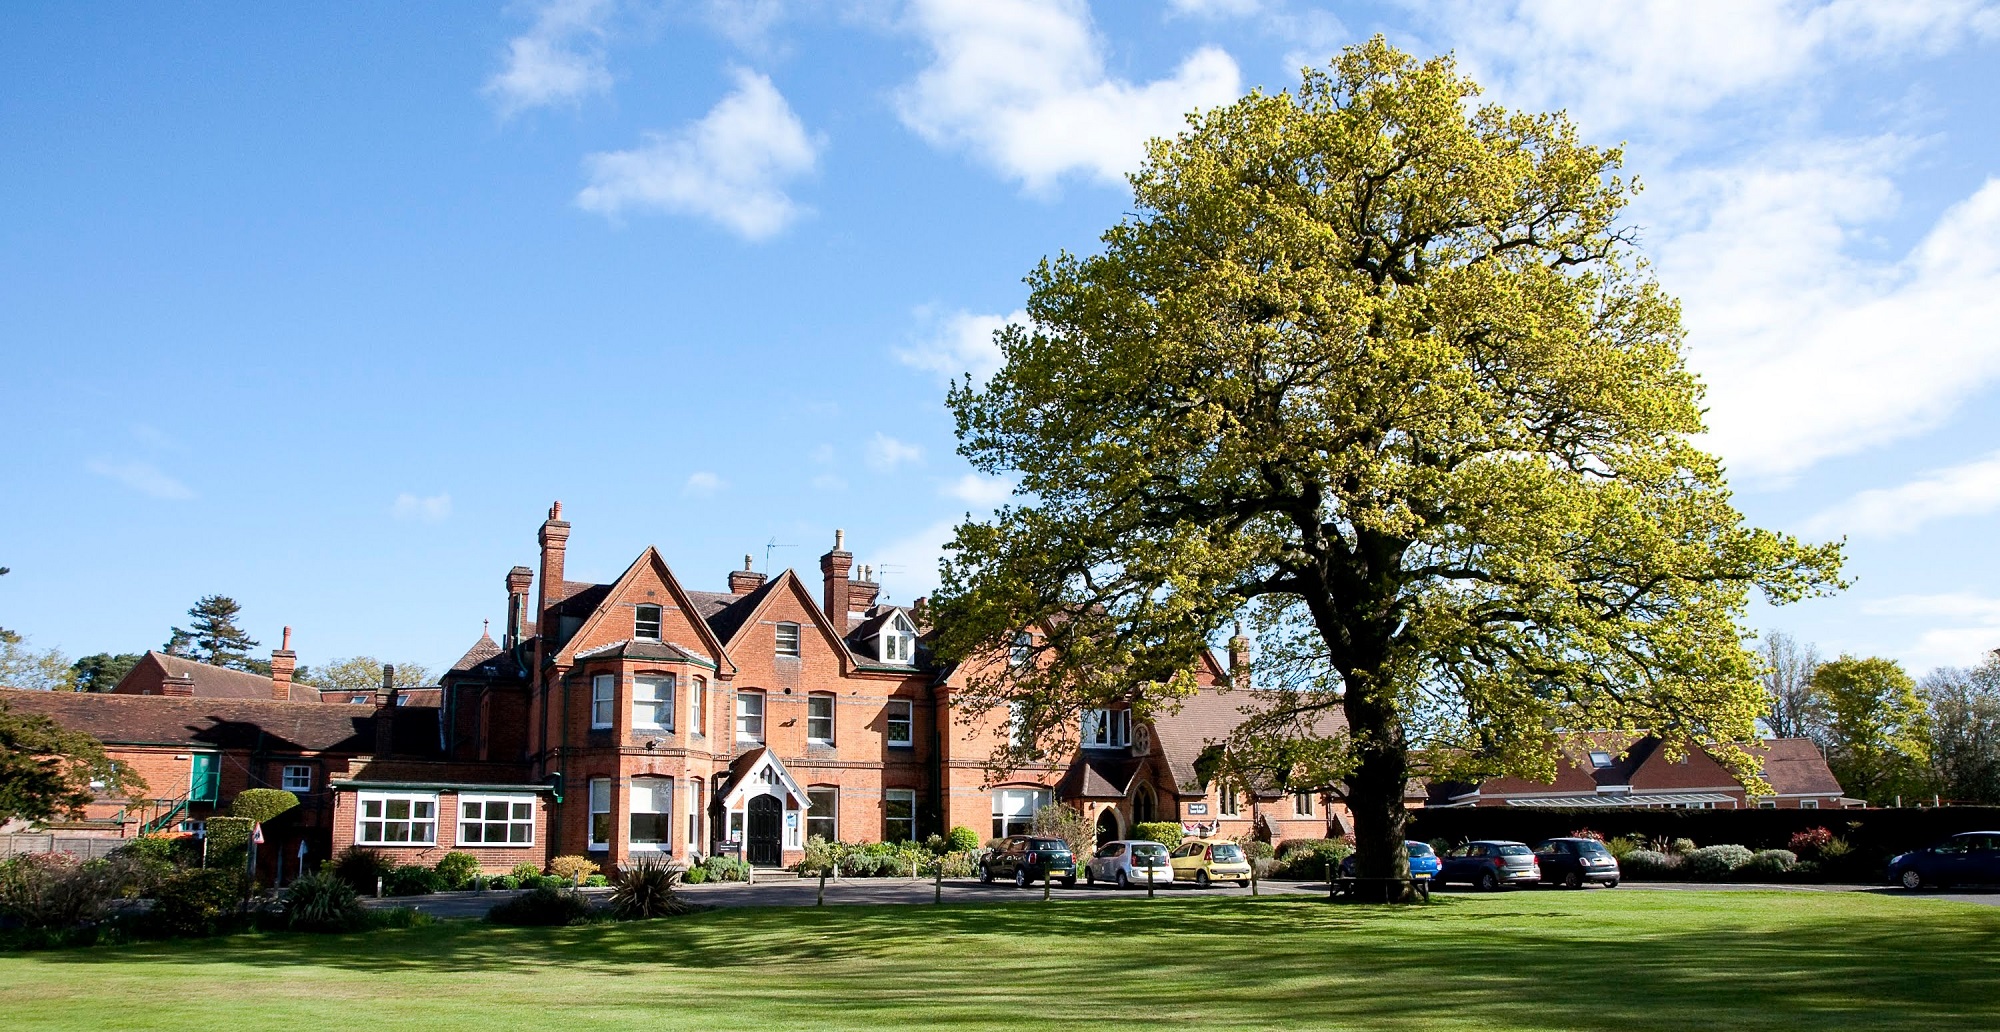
[190,754,220,803]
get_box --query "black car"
[980,836,1078,888]
[1888,830,2000,889]
[1435,840,1541,889]
[1533,837,1621,888]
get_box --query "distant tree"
[0,699,147,823]
[1029,802,1096,862]
[0,636,76,692]
[1814,656,1930,804]
[1760,632,1824,742]
[1920,660,2000,804]
[166,595,259,669]
[69,653,144,693]
[297,657,433,697]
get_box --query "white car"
[1083,839,1176,889]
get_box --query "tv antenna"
[764,537,797,573]
[873,562,907,600]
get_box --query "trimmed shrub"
[384,865,443,896]
[488,875,519,890]
[1740,849,1798,879]
[1682,844,1756,880]
[1133,822,1184,847]
[1274,838,1354,878]
[548,855,598,883]
[1238,839,1276,861]
[702,856,751,883]
[608,857,693,919]
[799,836,844,875]
[1668,837,1698,856]
[229,788,300,825]
[331,848,395,894]
[203,817,254,872]
[283,871,364,932]
[682,867,709,885]
[147,868,244,937]
[0,853,120,930]
[839,852,882,878]
[510,862,543,881]
[1620,849,1678,879]
[584,874,608,887]
[114,835,185,870]
[433,852,481,890]
[488,886,591,927]
[947,826,982,853]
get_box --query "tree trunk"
[1343,688,1413,903]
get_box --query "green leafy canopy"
[930,40,1842,888]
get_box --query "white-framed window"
[633,675,675,732]
[458,794,535,846]
[880,613,916,663]
[629,778,672,851]
[688,777,704,849]
[775,622,801,658]
[1293,791,1315,817]
[634,604,663,640]
[1588,750,1615,769]
[736,690,765,742]
[807,693,835,744]
[886,699,914,747]
[1082,708,1131,748]
[1757,799,1777,809]
[991,787,1050,839]
[281,765,312,792]
[884,788,917,843]
[1009,631,1034,668]
[357,792,438,845]
[692,676,707,736]
[1219,780,1239,816]
[588,778,612,851]
[807,786,838,842]
[591,674,616,729]
[348,694,370,705]
[1801,799,1820,810]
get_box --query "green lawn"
[2,890,1996,1031]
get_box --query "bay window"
[633,675,675,732]
[629,778,672,851]
[590,674,615,729]
[588,778,611,851]
[991,787,1050,839]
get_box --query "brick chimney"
[269,626,296,701]
[1228,623,1251,690]
[820,529,853,635]
[537,501,570,621]
[161,673,195,697]
[848,564,880,613]
[505,565,534,647]
[728,554,766,595]
[374,663,397,758]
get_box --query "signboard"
[786,812,798,829]
[1186,803,1209,816]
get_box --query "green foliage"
[682,867,708,885]
[487,875,519,890]
[548,855,598,883]
[1620,849,1677,879]
[1815,656,1930,804]
[433,851,481,890]
[1740,849,1798,878]
[297,656,435,696]
[202,817,253,871]
[0,854,120,930]
[166,595,259,669]
[487,886,592,927]
[1667,838,1697,856]
[1237,839,1276,861]
[1133,822,1184,847]
[1681,844,1756,880]
[115,835,184,869]
[608,856,694,920]
[700,856,751,883]
[1029,802,1094,859]
[799,836,845,875]
[331,847,395,893]
[0,634,76,692]
[1604,836,1641,860]
[1274,838,1354,878]
[926,36,1843,890]
[384,865,443,896]
[1921,659,2000,804]
[282,872,364,932]
[509,862,543,881]
[0,700,148,823]
[946,826,983,853]
[69,652,143,693]
[147,868,243,937]
[229,789,300,825]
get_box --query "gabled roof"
[847,606,920,667]
[1732,738,1846,797]
[716,746,807,808]
[0,688,439,756]
[553,547,735,676]
[117,652,282,700]
[1059,751,1140,799]
[573,639,716,667]
[688,579,782,646]
[449,632,502,673]
[1148,687,1349,792]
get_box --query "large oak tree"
[929,41,1841,901]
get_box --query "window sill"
[456,842,535,849]
[886,743,915,750]
[587,844,608,852]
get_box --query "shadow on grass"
[13,892,2000,1030]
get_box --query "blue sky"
[4,0,2000,678]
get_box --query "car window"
[1132,844,1167,860]
[1406,842,1434,856]
[1208,843,1245,862]
[1577,841,1611,857]
[1497,844,1532,856]
[1466,845,1489,857]
[1532,841,1555,854]
[1096,844,1121,859]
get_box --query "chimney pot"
[281,626,292,651]
[744,554,754,571]
[834,528,845,550]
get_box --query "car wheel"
[1015,868,1029,889]
[1238,880,1251,888]
[1603,879,1618,888]
[1478,871,1499,891]
[1196,871,1212,889]
[1116,870,1131,890]
[1563,872,1582,890]
[1901,868,1925,890]
[979,865,993,885]
[1084,868,1095,886]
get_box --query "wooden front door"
[747,795,782,866]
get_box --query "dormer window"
[1082,708,1131,749]
[775,622,801,658]
[880,613,916,664]
[634,604,663,640]
[1588,750,1615,769]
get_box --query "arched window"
[1133,783,1156,824]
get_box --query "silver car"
[1084,839,1175,889]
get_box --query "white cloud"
[577,68,820,239]
[1805,452,2000,538]
[1412,0,1999,138]
[896,308,1028,383]
[1860,593,2000,670]
[1168,0,1260,17]
[944,473,1014,507]
[87,459,193,500]
[866,433,923,471]
[392,492,453,523]
[894,0,1242,191]
[869,517,959,601]
[485,0,616,117]
[704,0,786,49]
[683,471,725,497]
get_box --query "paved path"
[359,875,2000,917]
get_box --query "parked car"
[1337,841,1443,882]
[1888,830,2000,889]
[1169,838,1253,888]
[980,836,1078,888]
[1533,837,1621,888]
[1084,839,1175,889]
[1436,840,1541,890]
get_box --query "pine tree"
[167,595,260,669]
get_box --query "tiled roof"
[1059,752,1140,798]
[449,632,502,673]
[125,652,282,700]
[0,688,413,754]
[1736,738,1846,797]
[1149,688,1347,792]
[572,639,708,664]
[691,579,780,645]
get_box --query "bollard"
[375,875,384,899]
[817,867,828,906]
[1043,871,1051,902]
[1251,862,1259,897]
[1327,861,1336,901]
[1146,865,1155,899]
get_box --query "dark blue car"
[1337,841,1443,881]
[1888,831,2000,889]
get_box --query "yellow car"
[1169,838,1253,888]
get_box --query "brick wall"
[330,788,551,873]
